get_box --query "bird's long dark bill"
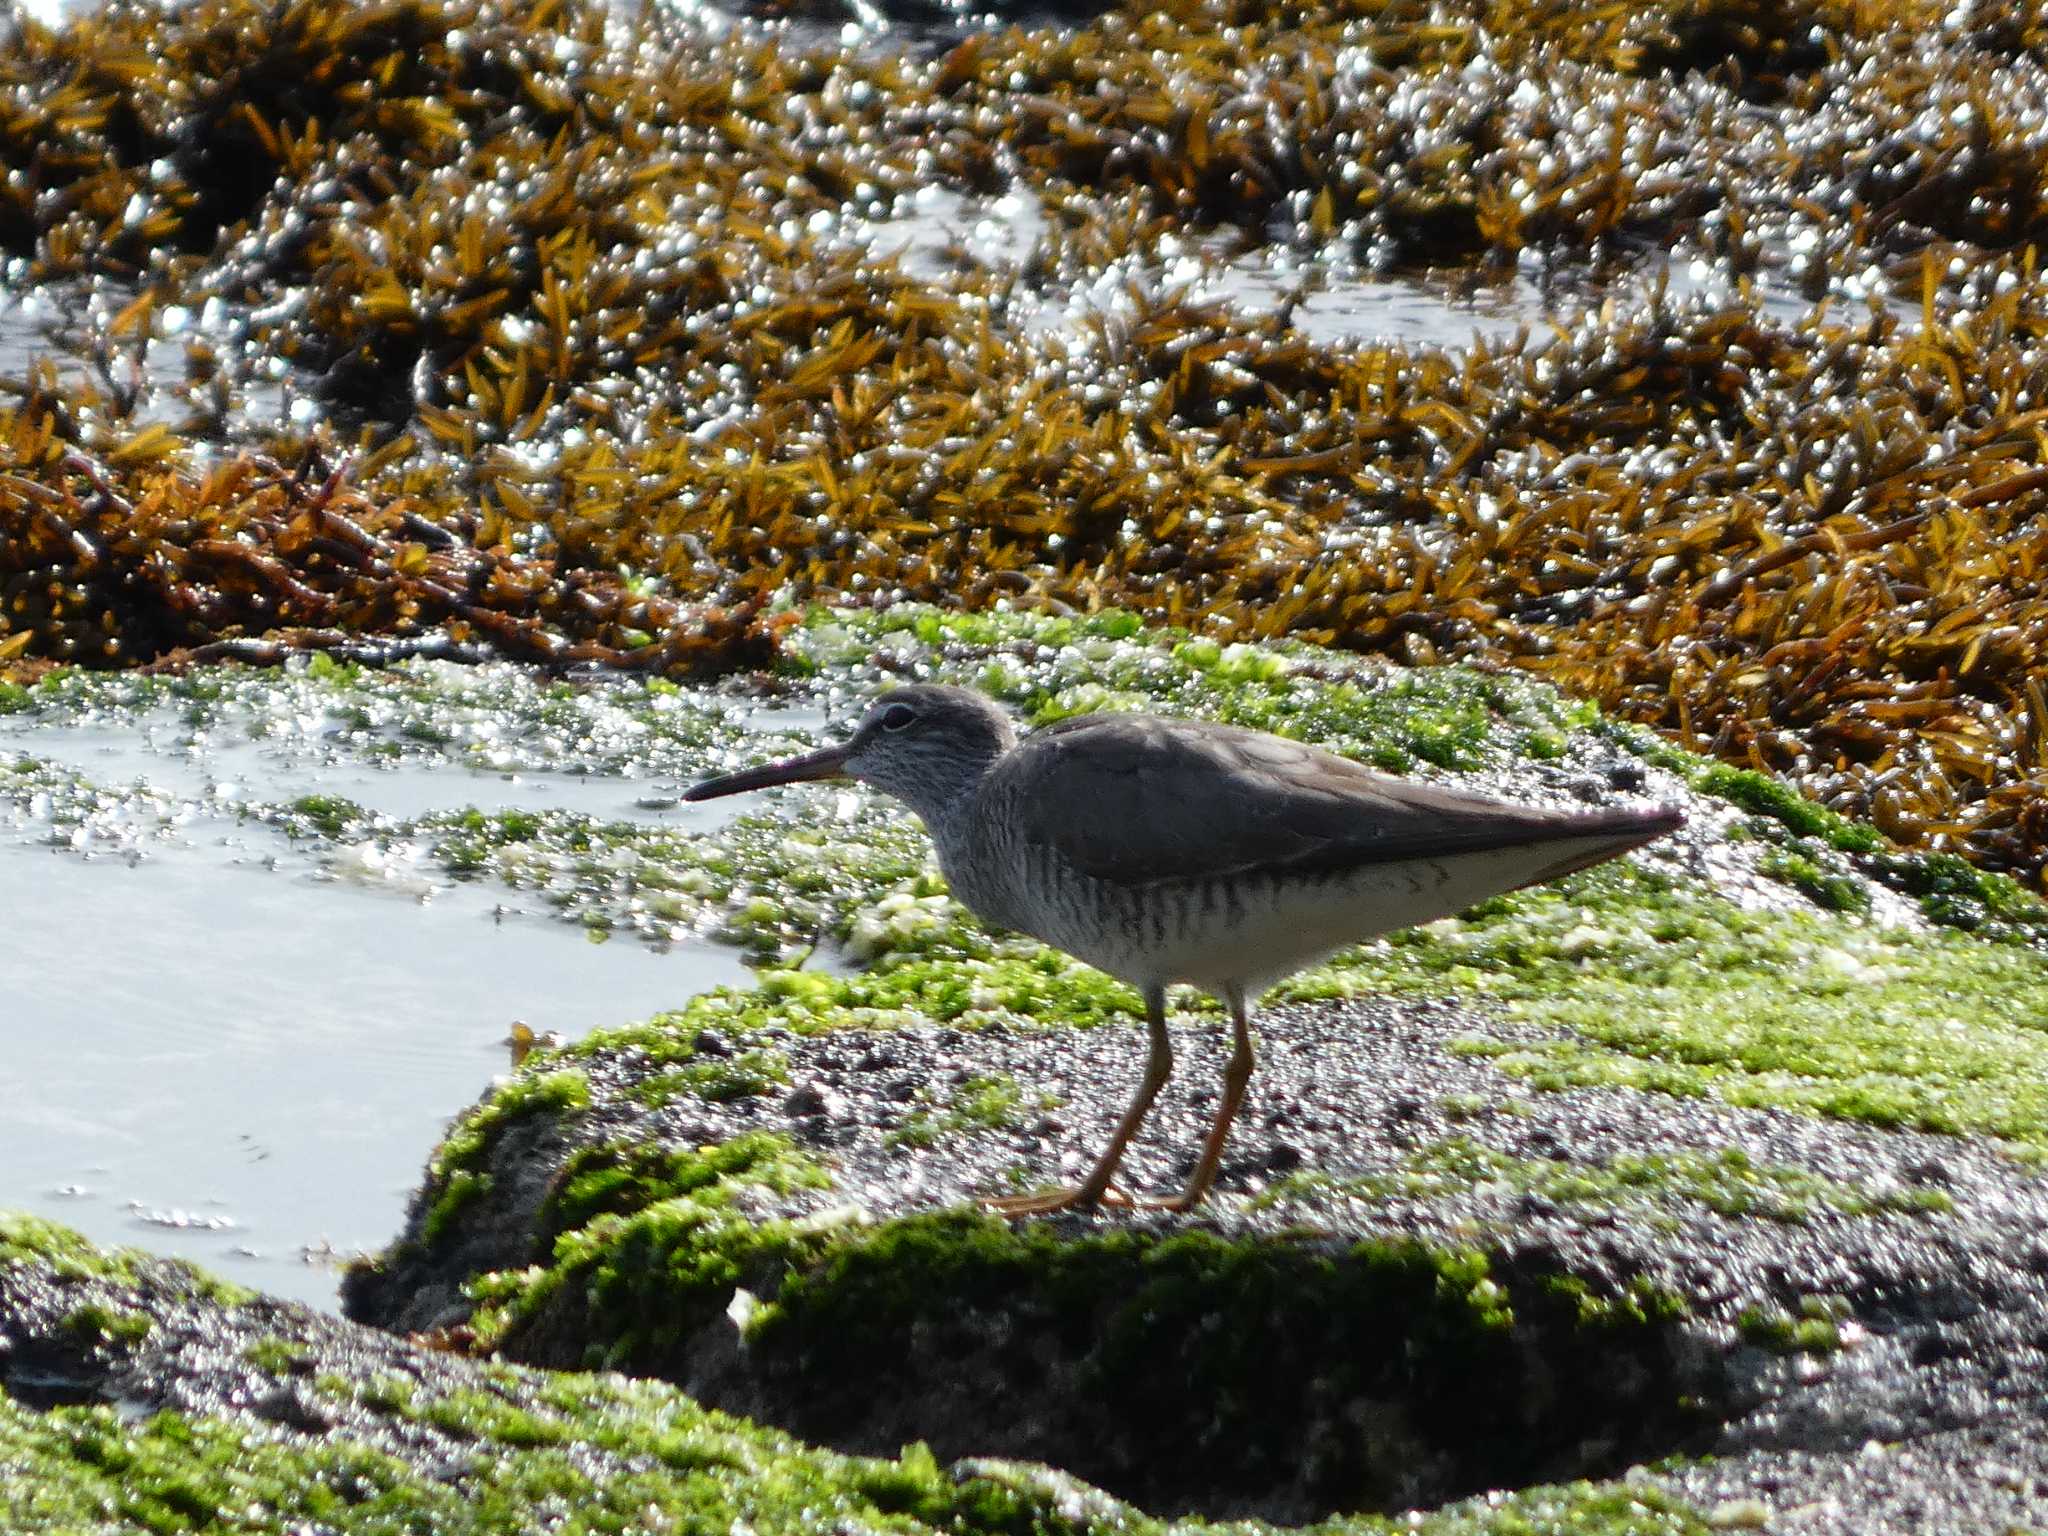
[682,744,852,801]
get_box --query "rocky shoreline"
[14,611,2044,1532]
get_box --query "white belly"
[1006,834,1631,1000]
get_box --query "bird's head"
[683,684,1017,824]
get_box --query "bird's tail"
[1508,803,1685,891]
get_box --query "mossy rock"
[325,607,2048,1523]
[513,1206,1698,1520]
[1,1211,1738,1535]
[343,986,2048,1522]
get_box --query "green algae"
[284,793,365,841]
[60,1303,152,1347]
[2,1393,1709,1535]
[1533,1273,1691,1333]
[1735,1304,1844,1356]
[576,950,1143,1047]
[444,1109,1689,1440]
[1273,1137,1954,1225]
[418,797,942,961]
[632,1045,793,1107]
[1755,846,1871,917]
[467,1133,837,1366]
[888,1072,1047,1150]
[1287,865,2048,1151]
[240,1337,314,1375]
[0,1268,1714,1536]
[540,1134,829,1244]
[754,1207,1514,1369]
[1871,850,2048,944]
[423,1068,590,1241]
[1683,760,1884,854]
[757,1213,1692,1502]
[1,1215,149,1288]
[433,808,548,874]
[0,1370,1046,1536]
[434,1068,591,1176]
[458,1189,1699,1518]
[0,1213,253,1309]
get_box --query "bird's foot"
[981,1182,1133,1218]
[1117,1192,1198,1212]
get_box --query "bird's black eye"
[879,701,917,731]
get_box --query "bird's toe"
[981,1186,1088,1217]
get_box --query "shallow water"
[19,705,685,825]
[0,674,774,1308]
[859,187,1918,349]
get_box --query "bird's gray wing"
[999,713,1658,887]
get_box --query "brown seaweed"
[3,0,2048,884]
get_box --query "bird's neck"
[894,757,997,842]
[853,734,1007,841]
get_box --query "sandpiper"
[685,684,1681,1215]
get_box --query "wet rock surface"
[344,996,2048,1531]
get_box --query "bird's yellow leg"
[984,987,1172,1219]
[1147,989,1254,1213]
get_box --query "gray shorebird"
[685,684,1682,1216]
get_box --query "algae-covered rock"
[327,611,2048,1531]
[1,1212,1172,1536]
[337,994,2048,1526]
[6,615,2047,1533]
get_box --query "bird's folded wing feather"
[1003,714,1653,887]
